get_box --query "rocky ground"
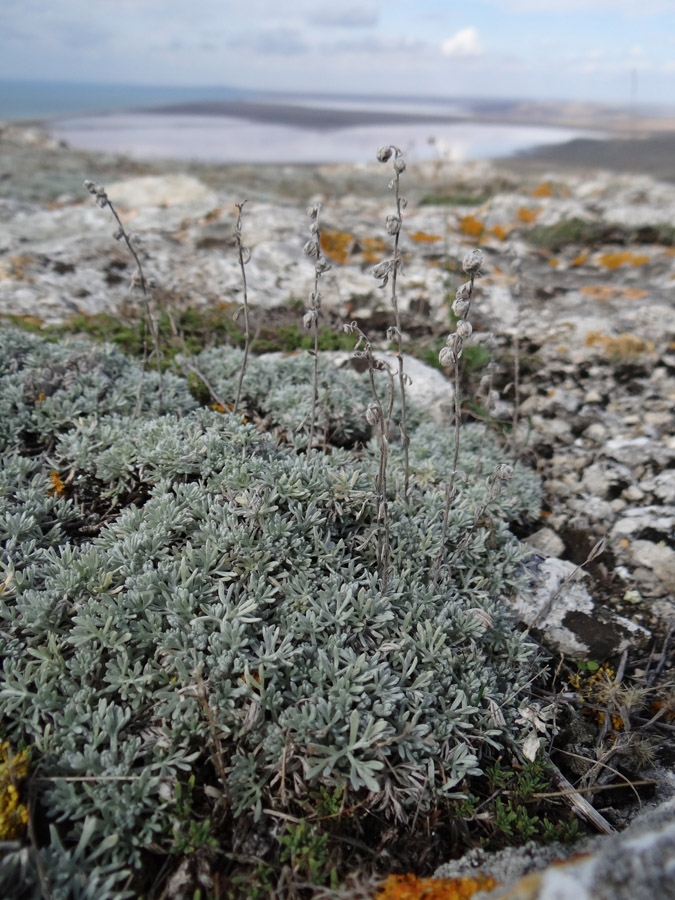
[1,121,674,897]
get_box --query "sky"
[3,0,675,107]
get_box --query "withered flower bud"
[452,297,470,318]
[376,145,393,162]
[303,309,317,330]
[456,319,473,339]
[385,215,401,236]
[462,249,483,275]
[439,346,458,368]
[494,463,514,481]
[455,281,473,301]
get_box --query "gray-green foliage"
[0,328,197,454]
[183,345,421,447]
[0,329,541,899]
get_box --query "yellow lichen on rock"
[320,229,355,264]
[584,332,655,357]
[375,873,498,900]
[459,215,484,237]
[0,741,30,841]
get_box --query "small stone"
[531,414,573,443]
[630,540,675,591]
[507,557,651,658]
[584,422,607,442]
[604,437,675,467]
[612,507,675,540]
[641,471,675,504]
[524,527,565,558]
[622,484,645,502]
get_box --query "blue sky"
[3,0,675,106]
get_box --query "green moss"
[529,218,596,251]
[420,192,489,207]
[453,759,583,850]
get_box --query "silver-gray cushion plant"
[0,328,541,899]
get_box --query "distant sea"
[1,79,598,165]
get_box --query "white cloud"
[441,27,483,58]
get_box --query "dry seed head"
[393,157,406,174]
[455,281,473,302]
[438,346,457,367]
[303,310,317,330]
[452,297,470,319]
[456,320,473,339]
[462,249,483,275]
[376,145,394,162]
[306,204,320,219]
[494,463,514,481]
[385,215,402,236]
[303,240,319,258]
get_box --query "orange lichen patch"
[459,215,484,237]
[0,742,30,841]
[490,224,512,241]
[37,392,46,403]
[408,231,442,243]
[580,285,615,302]
[202,206,224,224]
[618,539,630,548]
[320,229,355,264]
[517,206,539,224]
[532,182,554,198]
[210,402,248,422]
[585,332,655,357]
[361,236,387,263]
[548,258,559,268]
[375,873,498,900]
[649,700,675,722]
[569,665,625,731]
[47,471,66,497]
[598,251,649,270]
[580,285,649,302]
[571,253,589,267]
